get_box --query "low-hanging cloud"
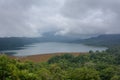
[0,0,120,38]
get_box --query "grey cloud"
[58,0,120,36]
[0,0,120,38]
[0,0,39,37]
[61,0,120,18]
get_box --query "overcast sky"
[0,0,120,38]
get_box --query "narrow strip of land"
[9,52,86,63]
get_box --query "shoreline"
[9,52,87,63]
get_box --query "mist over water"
[3,42,107,56]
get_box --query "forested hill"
[0,32,80,51]
[0,37,41,51]
[79,34,120,47]
[0,33,77,51]
[0,34,120,51]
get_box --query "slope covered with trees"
[80,34,120,47]
[0,47,120,80]
[0,33,78,51]
[0,37,42,51]
[0,34,120,51]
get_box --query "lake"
[3,42,107,56]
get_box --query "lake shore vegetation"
[0,47,120,80]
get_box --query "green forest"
[0,47,120,80]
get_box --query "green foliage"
[69,67,100,80]
[37,68,51,80]
[111,75,120,80]
[0,47,120,80]
[48,54,74,64]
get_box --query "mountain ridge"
[0,34,120,51]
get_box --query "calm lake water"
[3,42,107,56]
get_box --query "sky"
[0,0,120,38]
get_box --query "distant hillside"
[0,37,42,51]
[80,34,120,47]
[0,34,120,51]
[41,32,78,42]
[0,33,78,51]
